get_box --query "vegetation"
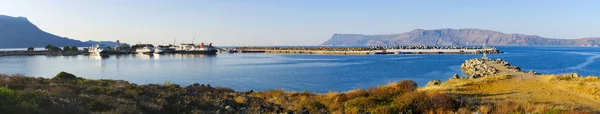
[0,72,458,114]
[44,45,62,52]
[27,47,34,51]
[0,71,595,113]
[42,45,80,53]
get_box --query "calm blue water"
[0,46,599,93]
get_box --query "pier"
[229,46,502,55]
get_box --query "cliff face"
[0,15,89,48]
[321,28,600,46]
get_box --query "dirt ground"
[421,58,600,111]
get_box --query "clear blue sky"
[1,0,599,46]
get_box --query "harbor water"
[0,46,599,93]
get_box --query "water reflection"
[134,53,155,60]
[173,54,217,59]
[89,55,109,60]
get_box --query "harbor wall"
[265,50,372,55]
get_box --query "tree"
[70,46,79,52]
[63,46,71,52]
[45,45,52,50]
[27,47,34,51]
[49,46,62,52]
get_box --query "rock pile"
[494,58,521,71]
[461,58,498,79]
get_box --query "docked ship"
[175,42,218,55]
[154,46,164,54]
[134,44,155,54]
[88,44,112,56]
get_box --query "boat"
[157,45,176,53]
[88,44,112,56]
[175,42,218,55]
[154,47,164,54]
[135,44,155,54]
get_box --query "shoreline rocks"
[461,58,498,79]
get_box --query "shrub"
[369,104,400,114]
[367,86,397,102]
[394,92,428,113]
[427,92,457,111]
[0,86,43,113]
[52,72,80,81]
[395,80,418,93]
[345,89,368,99]
[83,86,112,95]
[299,99,326,111]
[345,97,376,111]
[87,101,113,112]
[48,86,76,98]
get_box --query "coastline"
[1,58,598,113]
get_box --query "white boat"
[88,44,111,56]
[135,45,155,54]
[174,43,218,54]
[154,47,164,54]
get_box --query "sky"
[1,0,599,46]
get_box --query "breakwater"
[0,50,81,56]
[230,46,502,55]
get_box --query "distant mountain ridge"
[0,15,94,48]
[321,28,600,46]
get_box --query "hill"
[321,28,600,46]
[0,15,89,48]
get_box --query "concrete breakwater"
[0,50,80,56]
[231,46,502,55]
[265,50,372,55]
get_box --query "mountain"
[321,28,600,46]
[0,15,90,48]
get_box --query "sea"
[0,46,599,93]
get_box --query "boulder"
[453,74,461,79]
[426,80,442,86]
[469,74,481,79]
[570,73,579,78]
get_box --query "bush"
[299,99,326,111]
[395,80,418,93]
[71,46,79,52]
[52,72,80,81]
[27,47,34,51]
[427,92,457,111]
[0,86,43,113]
[63,46,71,52]
[87,101,113,112]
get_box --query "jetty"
[0,50,81,56]
[229,45,502,55]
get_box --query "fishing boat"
[135,44,155,54]
[154,46,164,54]
[88,44,112,56]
